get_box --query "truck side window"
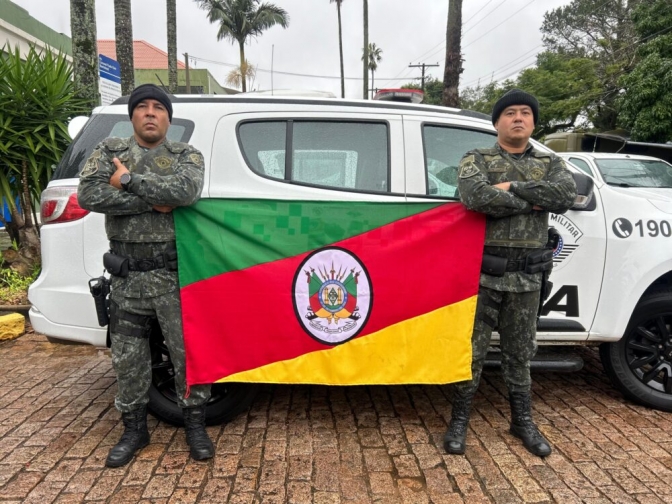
[239,120,389,193]
[568,157,594,177]
[238,121,286,179]
[421,125,496,198]
[292,122,388,192]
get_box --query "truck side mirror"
[571,171,596,211]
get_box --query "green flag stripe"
[174,199,442,287]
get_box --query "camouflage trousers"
[109,288,211,412]
[454,286,540,397]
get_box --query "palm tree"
[167,0,178,93]
[362,0,368,99]
[225,60,256,90]
[114,0,134,95]
[69,0,99,108]
[442,0,463,107]
[195,0,289,92]
[329,0,345,98]
[362,43,382,99]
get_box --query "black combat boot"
[443,391,474,454]
[509,392,552,457]
[183,406,214,460]
[105,407,150,467]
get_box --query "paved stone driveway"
[1,329,672,504]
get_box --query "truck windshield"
[595,159,672,189]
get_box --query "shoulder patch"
[80,151,100,178]
[154,156,173,170]
[189,153,203,165]
[462,154,475,165]
[459,161,480,179]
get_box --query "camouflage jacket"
[77,136,205,243]
[457,143,577,292]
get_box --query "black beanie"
[491,88,538,125]
[128,84,173,122]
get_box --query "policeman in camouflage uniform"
[78,84,214,467]
[444,89,577,457]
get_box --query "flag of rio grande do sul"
[174,199,485,386]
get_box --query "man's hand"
[493,182,511,191]
[532,205,543,211]
[109,158,130,189]
[152,205,174,213]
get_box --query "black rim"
[626,312,672,395]
[150,338,232,405]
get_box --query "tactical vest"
[103,137,188,243]
[480,146,551,248]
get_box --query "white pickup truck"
[28,95,672,424]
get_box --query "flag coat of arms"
[174,199,485,386]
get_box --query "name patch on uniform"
[459,156,479,178]
[80,150,101,177]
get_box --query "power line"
[381,0,511,88]
[463,0,539,49]
[189,55,407,82]
[462,0,497,25]
[463,0,512,36]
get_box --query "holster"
[103,252,129,277]
[537,227,560,318]
[88,276,111,327]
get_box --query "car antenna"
[154,74,170,93]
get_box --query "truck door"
[539,173,607,340]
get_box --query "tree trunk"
[167,0,178,93]
[442,0,463,108]
[337,2,345,98]
[70,0,99,108]
[362,0,368,99]
[239,41,247,92]
[114,0,134,95]
[371,69,374,99]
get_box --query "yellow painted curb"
[0,312,25,341]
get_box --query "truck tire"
[148,332,259,426]
[600,289,672,412]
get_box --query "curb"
[0,305,31,316]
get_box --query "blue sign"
[99,54,121,84]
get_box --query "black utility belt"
[103,250,178,277]
[481,249,553,277]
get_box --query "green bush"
[0,44,89,248]
[0,265,38,304]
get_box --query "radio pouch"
[524,249,554,274]
[481,254,508,277]
[103,252,129,277]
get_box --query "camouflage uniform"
[78,136,211,412]
[456,142,577,396]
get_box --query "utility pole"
[183,53,191,94]
[408,63,439,91]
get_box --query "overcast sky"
[11,0,571,98]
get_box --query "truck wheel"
[600,289,672,412]
[148,333,259,426]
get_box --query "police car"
[28,94,672,423]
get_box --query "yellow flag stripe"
[216,295,476,385]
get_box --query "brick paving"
[1,329,671,503]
